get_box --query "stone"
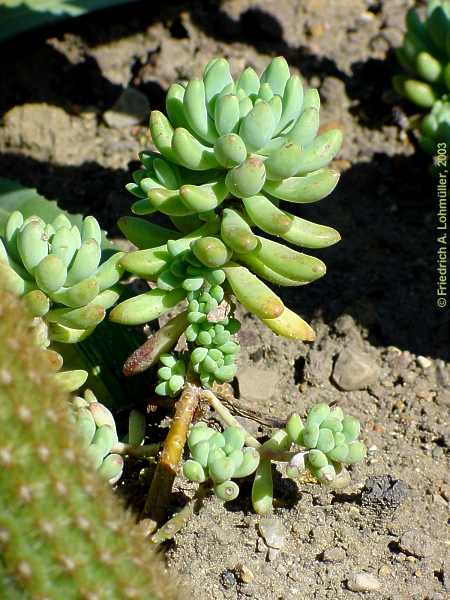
[238,367,278,402]
[361,475,409,513]
[2,104,97,164]
[332,347,379,391]
[267,547,281,562]
[321,547,346,562]
[258,518,286,549]
[347,572,381,592]
[234,564,254,584]
[417,355,432,369]
[104,88,150,128]
[220,570,236,589]
[398,529,434,558]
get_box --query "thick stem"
[261,449,301,462]
[112,442,161,457]
[201,389,261,448]
[144,382,201,524]
[151,482,210,545]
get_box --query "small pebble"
[267,547,280,562]
[417,356,432,369]
[235,564,254,583]
[398,529,434,558]
[332,347,380,391]
[347,572,381,592]
[220,570,236,589]
[258,518,286,549]
[322,547,346,563]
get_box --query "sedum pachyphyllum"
[419,95,450,154]
[393,1,450,152]
[111,56,343,394]
[71,389,125,484]
[394,0,450,108]
[183,403,366,514]
[0,210,125,390]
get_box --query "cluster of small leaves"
[183,403,366,513]
[285,403,367,483]
[0,210,124,342]
[183,423,260,501]
[70,389,124,484]
[394,1,450,153]
[153,240,241,395]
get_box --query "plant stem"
[201,389,261,448]
[151,482,210,545]
[112,442,161,457]
[261,449,301,462]
[144,382,201,524]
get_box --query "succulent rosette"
[112,56,343,392]
[394,1,450,109]
[285,403,367,483]
[0,211,124,342]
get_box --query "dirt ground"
[1,1,449,599]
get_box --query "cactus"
[112,56,343,393]
[183,402,366,514]
[394,1,450,151]
[0,291,178,599]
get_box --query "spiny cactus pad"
[394,1,450,108]
[0,210,124,343]
[0,291,178,599]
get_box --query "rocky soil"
[0,1,448,599]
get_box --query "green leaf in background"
[0,0,141,43]
[0,177,112,248]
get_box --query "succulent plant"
[0,291,178,599]
[285,403,366,483]
[183,423,260,502]
[419,95,450,153]
[0,210,124,341]
[183,403,366,513]
[70,389,124,484]
[111,226,242,393]
[0,210,125,391]
[394,1,450,109]
[112,56,343,393]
